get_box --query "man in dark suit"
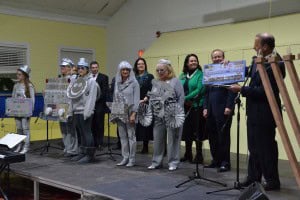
[229,33,285,191]
[90,61,109,149]
[203,49,236,172]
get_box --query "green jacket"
[179,69,205,107]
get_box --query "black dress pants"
[207,114,232,166]
[91,111,105,147]
[247,121,280,184]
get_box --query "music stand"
[176,90,227,189]
[32,114,63,155]
[96,113,121,161]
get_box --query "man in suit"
[90,61,109,149]
[203,49,236,172]
[229,33,284,191]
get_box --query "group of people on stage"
[11,32,283,191]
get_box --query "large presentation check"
[203,60,246,85]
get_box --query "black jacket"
[94,73,109,113]
[241,56,285,127]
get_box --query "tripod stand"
[32,116,63,155]
[176,105,227,188]
[96,113,121,161]
[207,95,243,194]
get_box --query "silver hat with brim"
[60,58,74,67]
[18,65,31,76]
[77,58,89,68]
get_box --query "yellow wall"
[144,13,300,160]
[0,13,108,141]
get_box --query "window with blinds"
[0,44,28,78]
[0,44,28,92]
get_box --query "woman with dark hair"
[12,65,35,154]
[133,58,154,154]
[179,54,206,164]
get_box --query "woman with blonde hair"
[144,59,184,171]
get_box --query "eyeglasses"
[78,66,86,70]
[121,68,131,71]
[156,69,166,74]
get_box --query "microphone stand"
[176,88,227,188]
[207,93,242,194]
[207,61,252,194]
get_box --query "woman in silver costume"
[114,61,140,167]
[12,65,35,154]
[145,59,185,171]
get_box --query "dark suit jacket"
[203,86,236,118]
[95,73,109,113]
[241,55,285,127]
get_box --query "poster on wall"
[203,60,246,86]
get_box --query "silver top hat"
[60,58,74,67]
[77,58,89,68]
[18,65,31,76]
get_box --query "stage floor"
[8,141,300,200]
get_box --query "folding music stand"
[96,112,121,161]
[32,114,63,155]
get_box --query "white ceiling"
[0,0,127,26]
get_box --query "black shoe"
[262,181,280,191]
[240,177,255,188]
[218,164,231,172]
[204,162,219,168]
[218,162,231,172]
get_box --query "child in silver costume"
[12,65,35,154]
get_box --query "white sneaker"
[116,159,128,166]
[126,162,135,167]
[168,166,177,171]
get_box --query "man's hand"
[203,109,208,118]
[228,84,241,93]
[224,108,232,115]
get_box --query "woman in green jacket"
[179,54,206,163]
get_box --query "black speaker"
[237,182,269,200]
